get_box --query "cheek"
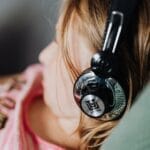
[42,61,59,113]
[42,59,81,118]
[39,42,81,118]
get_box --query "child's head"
[40,0,150,149]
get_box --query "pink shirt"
[0,64,65,150]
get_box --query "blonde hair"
[57,0,150,149]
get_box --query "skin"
[28,41,81,149]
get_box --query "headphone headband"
[101,0,139,53]
[111,0,139,18]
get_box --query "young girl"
[0,0,149,149]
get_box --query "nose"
[39,41,58,65]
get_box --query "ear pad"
[73,52,127,120]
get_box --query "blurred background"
[0,0,60,75]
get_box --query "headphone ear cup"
[73,68,113,118]
[73,68,127,120]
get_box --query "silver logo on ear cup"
[81,95,105,118]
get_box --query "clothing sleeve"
[0,64,43,130]
[101,82,150,150]
[0,75,26,129]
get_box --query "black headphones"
[73,0,139,120]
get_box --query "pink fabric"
[0,64,65,150]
